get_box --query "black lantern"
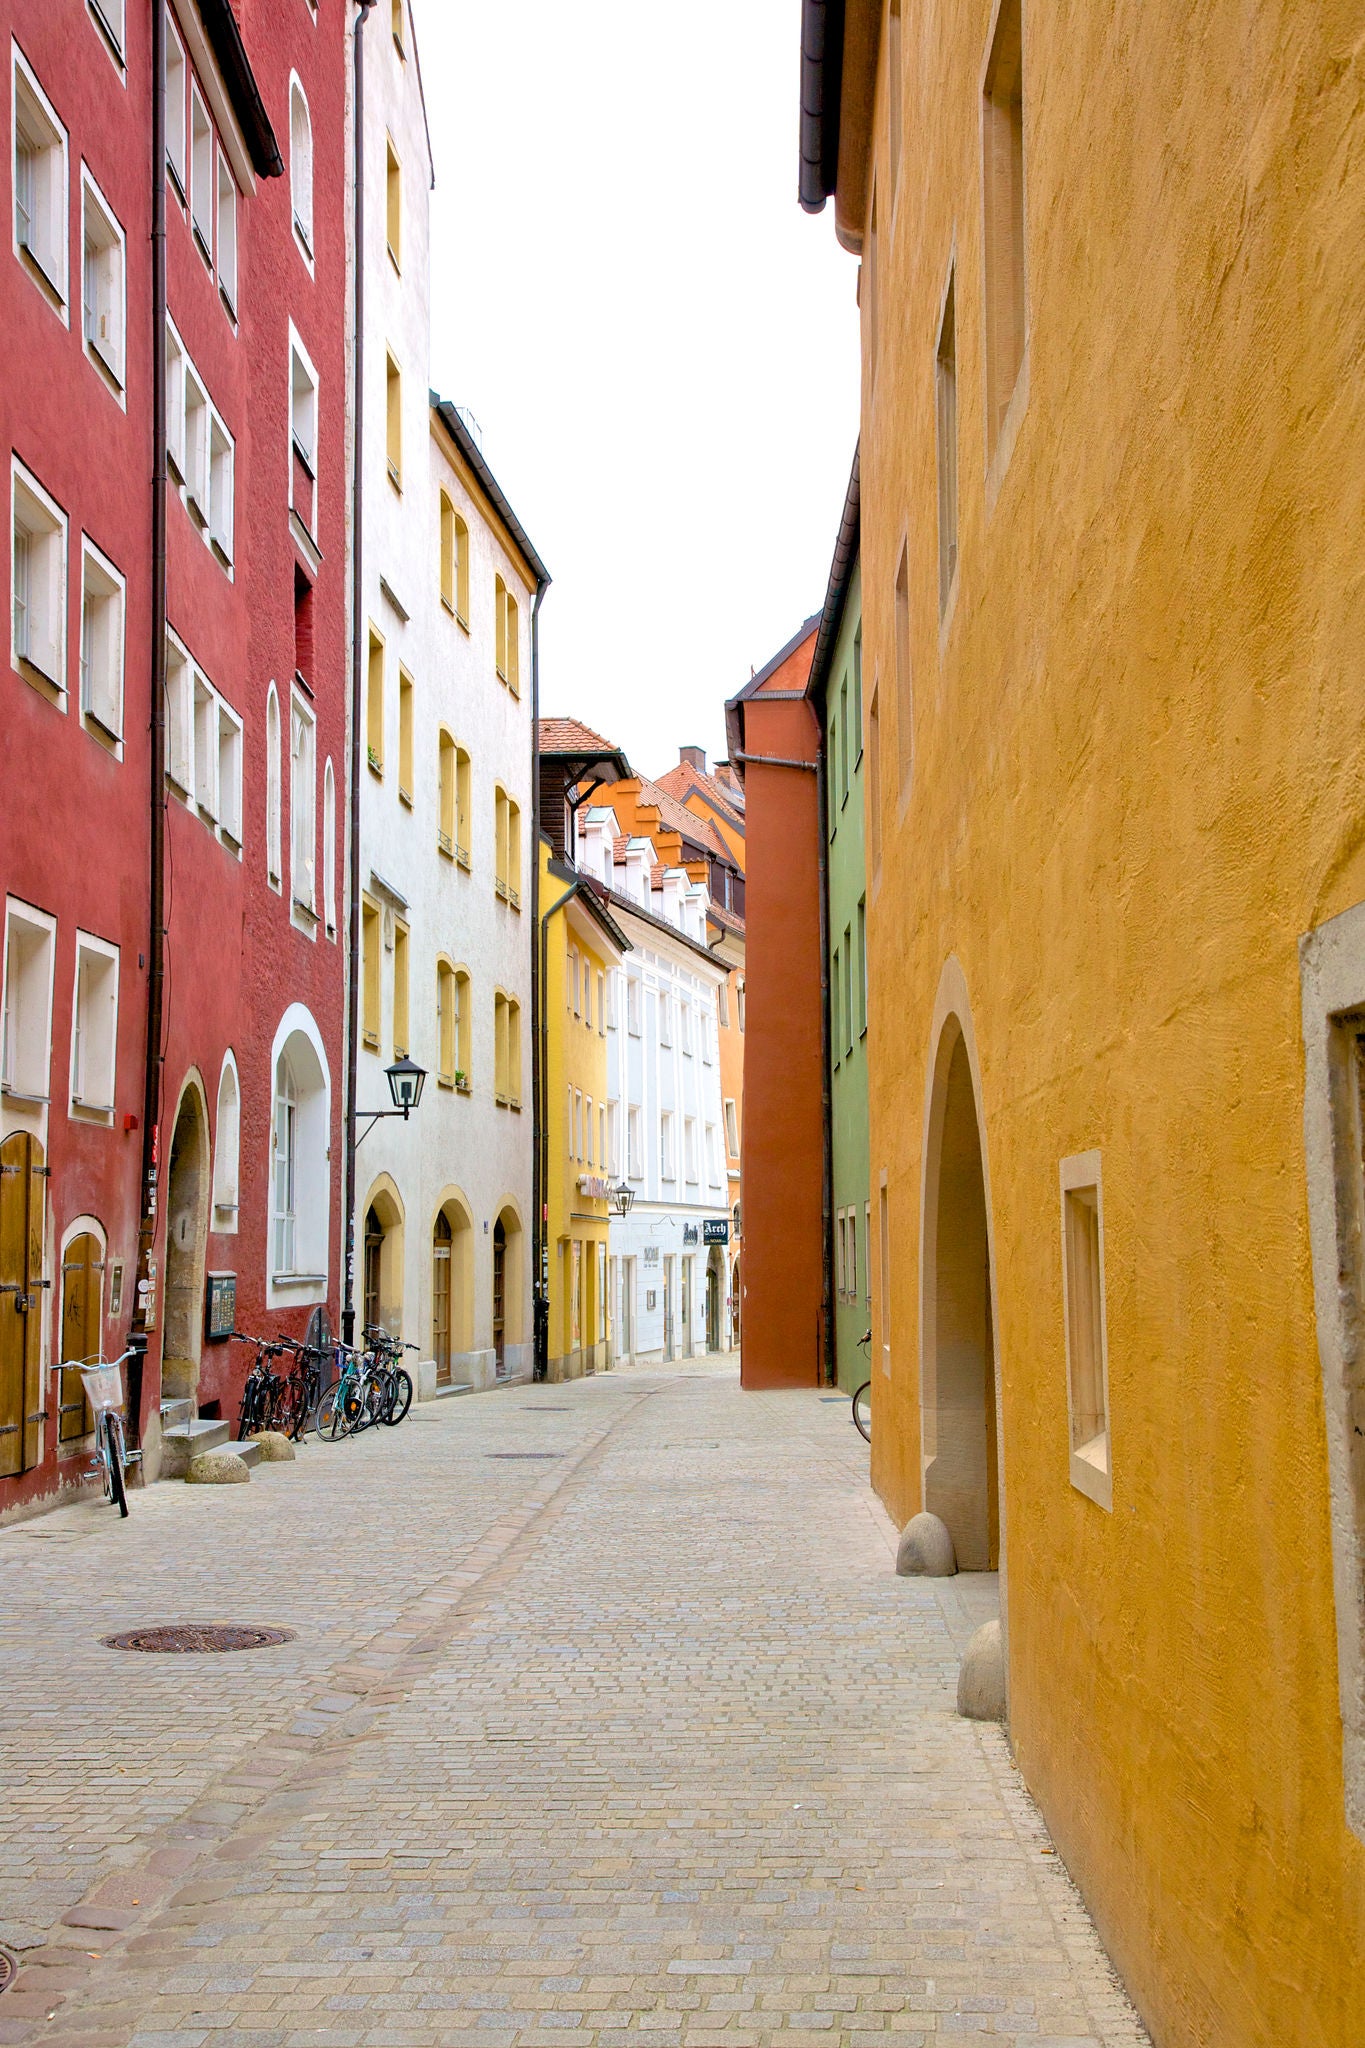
[385,1055,426,1115]
[612,1182,636,1217]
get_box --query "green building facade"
[809,454,869,1394]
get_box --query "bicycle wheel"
[355,1373,385,1432]
[852,1382,872,1443]
[383,1368,413,1426]
[315,1379,347,1441]
[104,1413,129,1516]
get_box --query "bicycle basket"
[80,1360,124,1414]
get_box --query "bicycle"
[56,1350,139,1516]
[231,1332,290,1439]
[852,1327,873,1444]
[363,1326,416,1426]
[270,1334,329,1441]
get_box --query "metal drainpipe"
[341,0,376,1348]
[128,0,170,1445]
[536,874,582,1380]
[814,729,835,1388]
[529,579,547,1377]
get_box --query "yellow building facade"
[540,840,628,1380]
[802,2,1365,2042]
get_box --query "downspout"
[341,0,376,1347]
[536,873,583,1381]
[814,727,835,1388]
[529,580,548,1378]
[129,0,170,1443]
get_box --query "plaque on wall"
[205,1271,237,1341]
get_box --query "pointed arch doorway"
[921,1001,1001,1573]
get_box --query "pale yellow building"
[800,3,1365,2043]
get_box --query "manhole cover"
[0,1950,15,1996]
[101,1624,297,1654]
[485,1452,565,1460]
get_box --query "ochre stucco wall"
[858,2,1365,2041]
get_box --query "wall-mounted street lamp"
[612,1182,636,1217]
[356,1056,427,1146]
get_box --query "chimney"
[679,745,706,773]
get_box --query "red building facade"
[724,619,825,1389]
[1,0,349,1517]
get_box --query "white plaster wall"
[353,5,533,1384]
[605,909,729,1362]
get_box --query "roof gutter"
[799,0,844,214]
[196,0,284,178]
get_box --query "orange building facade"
[724,621,825,1388]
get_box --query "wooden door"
[59,1231,103,1441]
[492,1219,506,1370]
[432,1213,452,1387]
[0,1131,47,1479]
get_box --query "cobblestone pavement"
[0,1359,1149,2047]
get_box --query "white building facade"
[574,809,730,1363]
[352,1,538,1389]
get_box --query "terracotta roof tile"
[634,778,735,863]
[538,715,618,755]
[656,760,746,824]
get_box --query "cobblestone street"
[0,1363,1147,2048]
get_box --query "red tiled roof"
[634,778,735,864]
[538,716,618,755]
[656,760,746,825]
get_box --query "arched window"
[439,492,455,609]
[494,574,508,680]
[494,785,508,897]
[213,1052,240,1230]
[438,730,456,854]
[506,997,521,1107]
[455,746,471,865]
[504,587,520,695]
[270,1013,329,1291]
[266,683,281,886]
[454,967,470,1083]
[436,957,456,1083]
[289,78,313,254]
[323,756,336,936]
[494,989,508,1102]
[506,798,521,908]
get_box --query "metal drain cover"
[485,1451,565,1460]
[0,1950,15,1996]
[101,1624,297,1654]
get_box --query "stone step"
[161,1416,231,1479]
[229,1438,263,1469]
[427,1382,474,1400]
[159,1397,193,1430]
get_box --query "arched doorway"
[163,1080,209,1404]
[361,1179,404,1340]
[921,1018,1000,1572]
[492,1217,506,1373]
[730,1253,741,1349]
[59,1226,105,1442]
[0,1131,46,1477]
[706,1244,724,1352]
[432,1212,453,1386]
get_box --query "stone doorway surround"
[1300,899,1365,1844]
[918,958,1008,1654]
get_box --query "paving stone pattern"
[0,1360,1149,2047]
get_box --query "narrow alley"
[1,1366,1145,2048]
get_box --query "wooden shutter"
[0,1132,47,1478]
[59,1231,103,1443]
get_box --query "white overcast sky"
[417,0,861,781]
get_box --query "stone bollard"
[896,1511,958,1577]
[250,1431,296,1462]
[957,1617,1007,1721]
[186,1449,250,1485]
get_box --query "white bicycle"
[58,1349,138,1517]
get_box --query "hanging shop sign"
[703,1218,730,1244]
